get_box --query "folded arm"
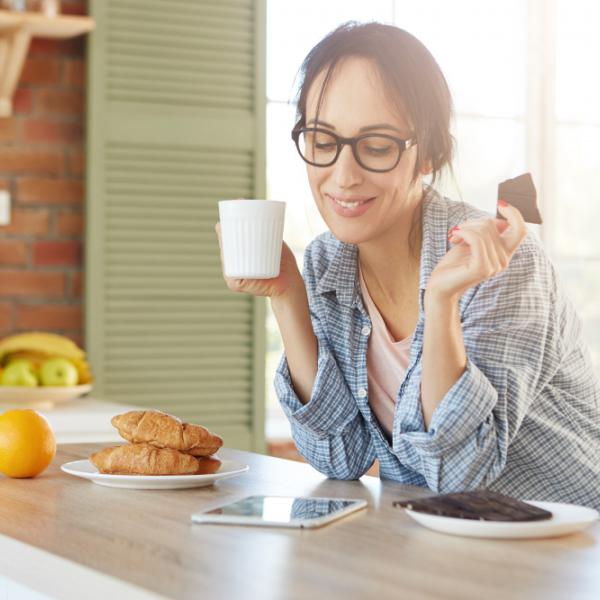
[393,247,561,492]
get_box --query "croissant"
[90,443,221,475]
[111,410,223,457]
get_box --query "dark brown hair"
[294,21,455,185]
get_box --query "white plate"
[0,384,92,408]
[61,458,249,490]
[403,500,599,539]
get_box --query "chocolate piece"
[393,489,553,522]
[497,172,542,224]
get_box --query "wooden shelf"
[0,10,94,117]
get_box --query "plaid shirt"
[275,186,600,508]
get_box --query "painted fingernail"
[498,199,508,207]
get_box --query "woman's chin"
[327,222,373,246]
[317,201,379,245]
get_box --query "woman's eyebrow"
[306,118,335,129]
[359,123,402,133]
[306,119,403,134]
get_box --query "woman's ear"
[419,159,433,175]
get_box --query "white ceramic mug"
[218,199,286,279]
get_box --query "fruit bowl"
[0,384,92,409]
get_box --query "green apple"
[39,357,78,387]
[0,360,38,387]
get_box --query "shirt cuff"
[393,358,499,460]
[274,337,359,436]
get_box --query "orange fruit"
[0,409,56,478]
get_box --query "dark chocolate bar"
[497,172,542,224]
[501,172,532,193]
[393,489,553,522]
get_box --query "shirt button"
[361,325,371,336]
[357,388,367,398]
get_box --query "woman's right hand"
[215,222,303,298]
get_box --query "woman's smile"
[326,193,376,217]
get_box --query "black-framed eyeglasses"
[291,127,417,173]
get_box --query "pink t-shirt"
[359,268,413,440]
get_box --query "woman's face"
[304,57,423,246]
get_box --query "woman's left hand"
[426,201,528,302]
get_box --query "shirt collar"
[315,241,359,307]
[315,185,449,308]
[419,185,449,291]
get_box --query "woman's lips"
[326,194,375,218]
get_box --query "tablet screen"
[201,495,362,524]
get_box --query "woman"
[219,22,600,508]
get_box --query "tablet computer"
[191,495,367,529]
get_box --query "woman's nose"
[332,144,363,188]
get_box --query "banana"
[70,356,93,385]
[0,332,85,363]
[3,350,48,369]
[0,332,93,384]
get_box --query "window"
[553,0,600,366]
[265,0,600,439]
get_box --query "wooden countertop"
[1,444,599,600]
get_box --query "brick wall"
[0,0,87,348]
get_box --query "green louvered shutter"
[85,0,267,452]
